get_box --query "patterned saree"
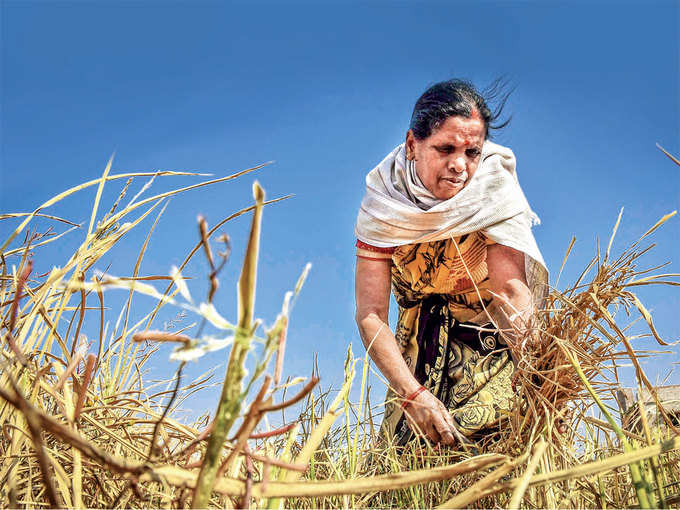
[357,231,516,444]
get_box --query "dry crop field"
[0,152,679,509]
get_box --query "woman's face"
[406,112,486,200]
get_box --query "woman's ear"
[405,130,416,160]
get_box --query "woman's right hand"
[355,257,457,447]
[402,388,457,446]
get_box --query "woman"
[354,80,548,447]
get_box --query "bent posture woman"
[354,80,548,446]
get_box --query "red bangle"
[401,385,427,409]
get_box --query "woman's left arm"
[485,243,534,360]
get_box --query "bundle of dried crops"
[497,208,679,445]
[494,149,680,454]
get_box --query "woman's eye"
[467,149,481,157]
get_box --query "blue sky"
[2,1,678,417]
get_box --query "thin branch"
[258,377,319,413]
[147,361,186,461]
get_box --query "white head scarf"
[355,141,549,301]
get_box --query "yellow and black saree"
[357,231,516,444]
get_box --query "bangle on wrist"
[401,385,426,409]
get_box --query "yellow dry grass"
[0,152,678,509]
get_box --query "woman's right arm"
[354,256,456,445]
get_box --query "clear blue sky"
[2,1,678,416]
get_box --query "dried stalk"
[192,182,265,508]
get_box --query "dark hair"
[409,78,513,140]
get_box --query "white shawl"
[355,141,549,302]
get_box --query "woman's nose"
[449,156,466,173]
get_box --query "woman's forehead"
[430,115,485,143]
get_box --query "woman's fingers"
[426,423,442,444]
[433,415,455,446]
[404,389,459,446]
[434,398,458,446]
